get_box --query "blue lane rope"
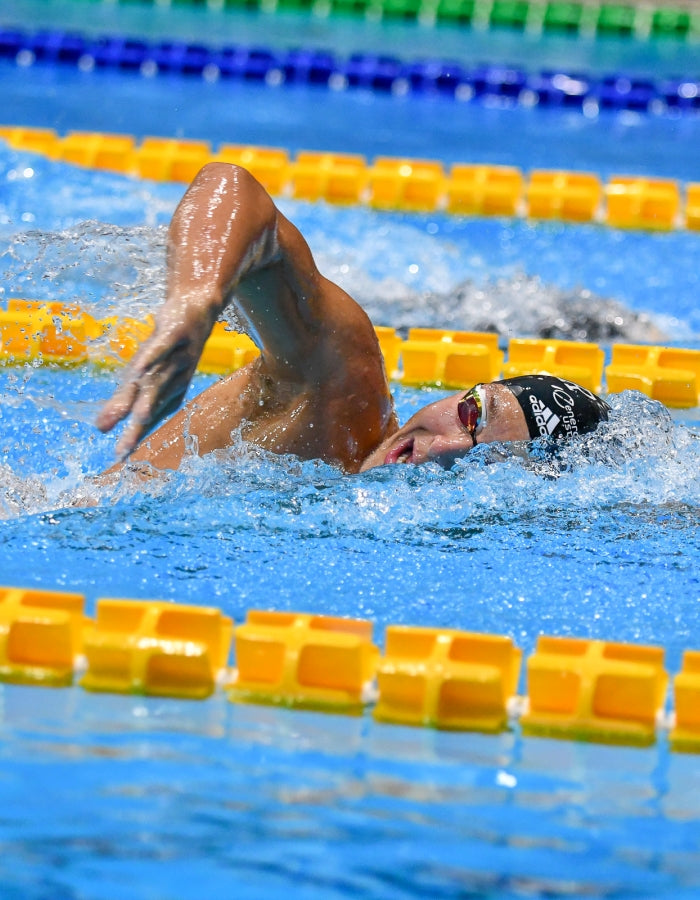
[1,26,699,116]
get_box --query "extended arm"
[96,163,396,469]
[98,163,333,458]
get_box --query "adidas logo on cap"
[529,394,561,437]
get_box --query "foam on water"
[1,214,690,347]
[2,219,669,345]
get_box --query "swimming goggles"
[457,385,487,445]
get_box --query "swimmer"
[97,163,610,474]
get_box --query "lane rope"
[1,25,699,117]
[17,0,700,42]
[2,299,700,407]
[1,585,698,751]
[2,126,700,233]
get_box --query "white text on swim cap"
[528,395,561,437]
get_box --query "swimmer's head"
[500,375,610,442]
[359,375,610,471]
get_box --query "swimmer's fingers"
[112,398,156,461]
[95,344,166,436]
[110,358,195,459]
[97,322,196,427]
[96,378,140,434]
[111,382,179,460]
[114,414,151,462]
[97,307,213,455]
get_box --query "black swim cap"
[501,375,610,442]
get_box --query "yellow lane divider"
[230,610,379,713]
[2,299,700,408]
[1,126,699,232]
[0,584,697,751]
[374,626,522,733]
[521,637,668,747]
[81,598,233,700]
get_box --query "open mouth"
[385,438,414,466]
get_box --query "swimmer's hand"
[96,300,216,459]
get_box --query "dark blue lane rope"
[1,26,699,115]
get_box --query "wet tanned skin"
[98,163,396,474]
[359,382,530,471]
[97,163,526,476]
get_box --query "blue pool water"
[2,0,700,181]
[2,3,700,897]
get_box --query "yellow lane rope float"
[1,584,699,751]
[2,299,699,408]
[1,126,699,232]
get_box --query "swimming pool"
[2,2,700,897]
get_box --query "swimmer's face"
[360,381,530,471]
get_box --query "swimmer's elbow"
[194,161,275,210]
